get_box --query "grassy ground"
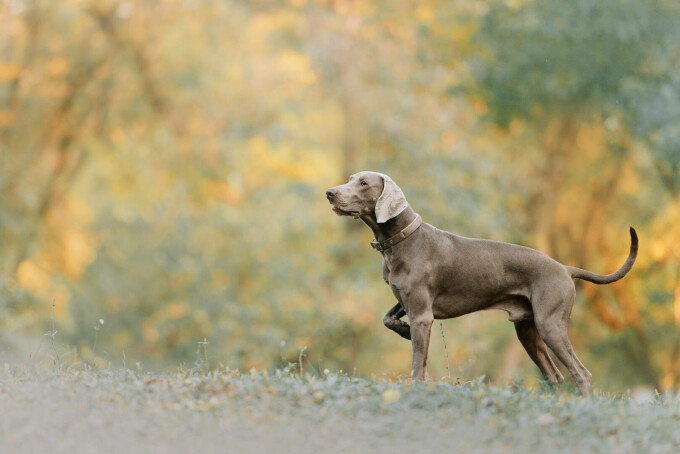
[0,365,678,454]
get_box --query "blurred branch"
[582,285,624,331]
[2,22,105,195]
[526,116,577,257]
[572,137,630,298]
[654,160,680,199]
[9,54,110,273]
[0,0,47,144]
[87,4,166,114]
[611,284,661,387]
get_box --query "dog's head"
[325,171,408,223]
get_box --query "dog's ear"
[375,174,408,223]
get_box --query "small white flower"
[324,368,330,375]
[99,319,104,325]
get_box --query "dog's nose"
[326,189,335,201]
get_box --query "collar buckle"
[369,214,422,254]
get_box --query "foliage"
[0,0,679,391]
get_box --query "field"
[1,365,678,454]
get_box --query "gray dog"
[326,171,637,393]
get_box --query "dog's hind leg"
[539,325,591,393]
[383,302,411,340]
[533,284,592,393]
[515,319,564,385]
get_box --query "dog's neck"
[360,206,417,242]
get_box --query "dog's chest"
[381,254,414,287]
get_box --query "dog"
[326,171,637,393]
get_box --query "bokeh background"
[1,0,679,391]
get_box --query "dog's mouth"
[331,206,361,217]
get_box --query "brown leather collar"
[370,214,423,253]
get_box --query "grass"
[0,363,678,454]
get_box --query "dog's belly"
[432,297,534,322]
[483,298,534,322]
[432,294,533,321]
[432,296,482,319]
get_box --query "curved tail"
[565,227,638,285]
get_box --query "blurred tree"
[0,0,678,390]
[464,0,680,388]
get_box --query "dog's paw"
[398,324,412,340]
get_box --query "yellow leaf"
[441,131,458,147]
[0,110,14,127]
[47,56,70,77]
[60,229,96,280]
[202,179,244,205]
[417,5,433,21]
[16,260,51,295]
[277,51,317,86]
[143,324,159,342]
[251,11,296,37]
[472,98,488,115]
[381,389,400,404]
[0,61,21,81]
[167,302,186,319]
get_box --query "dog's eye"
[360,180,367,186]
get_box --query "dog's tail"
[565,227,638,285]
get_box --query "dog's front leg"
[408,310,433,381]
[382,302,411,340]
